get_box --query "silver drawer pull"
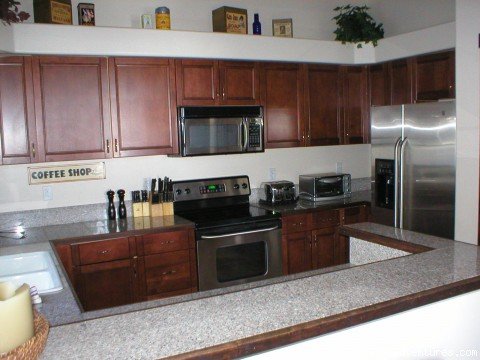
[99,250,110,255]
[160,240,174,245]
[162,270,177,276]
[201,226,279,239]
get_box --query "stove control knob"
[185,188,191,194]
[233,184,240,190]
[242,183,248,189]
[176,189,182,195]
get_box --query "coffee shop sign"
[28,162,106,185]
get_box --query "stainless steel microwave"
[299,173,351,201]
[177,106,264,157]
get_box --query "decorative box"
[212,6,248,34]
[34,0,72,25]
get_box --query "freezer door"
[370,106,403,226]
[402,101,456,239]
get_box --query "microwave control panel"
[247,118,263,151]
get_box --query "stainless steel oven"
[173,176,283,291]
[177,106,264,156]
[196,219,282,291]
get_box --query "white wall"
[454,0,480,245]
[0,145,370,213]
[368,0,455,37]
[17,0,455,40]
[251,289,480,360]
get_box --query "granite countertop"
[254,190,372,214]
[36,222,480,359]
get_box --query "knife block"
[142,202,150,217]
[132,203,143,218]
[149,192,163,217]
[162,202,174,216]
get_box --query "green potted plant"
[332,5,384,48]
[0,0,30,24]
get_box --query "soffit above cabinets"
[0,22,455,65]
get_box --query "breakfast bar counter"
[28,222,480,359]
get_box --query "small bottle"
[155,7,171,30]
[106,190,116,220]
[253,13,261,35]
[117,189,127,219]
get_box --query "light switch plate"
[43,186,53,201]
[269,168,277,181]
[336,162,343,174]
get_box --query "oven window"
[216,241,266,283]
[316,179,343,196]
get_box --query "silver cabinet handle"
[393,136,402,227]
[201,226,279,239]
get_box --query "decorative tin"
[155,7,170,30]
[33,0,72,25]
[212,6,248,34]
[77,3,94,26]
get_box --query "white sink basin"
[0,251,63,294]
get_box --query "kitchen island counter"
[36,222,480,359]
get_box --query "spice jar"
[155,7,170,30]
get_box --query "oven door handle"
[200,226,279,239]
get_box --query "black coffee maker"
[375,159,395,209]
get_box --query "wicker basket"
[1,310,50,360]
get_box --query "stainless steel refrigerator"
[371,101,456,239]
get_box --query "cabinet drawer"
[313,210,340,228]
[283,214,310,233]
[144,250,192,296]
[77,238,130,265]
[141,230,189,255]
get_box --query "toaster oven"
[299,173,351,201]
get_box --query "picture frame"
[141,14,154,29]
[272,18,293,38]
[77,3,95,26]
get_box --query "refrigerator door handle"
[393,137,403,227]
[399,138,408,229]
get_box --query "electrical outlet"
[269,168,277,181]
[336,162,343,174]
[43,186,53,201]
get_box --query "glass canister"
[155,7,171,30]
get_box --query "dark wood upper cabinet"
[342,66,369,144]
[32,56,112,162]
[0,56,37,165]
[109,57,178,157]
[175,59,218,105]
[218,61,260,105]
[413,50,455,102]
[305,64,342,146]
[261,62,305,148]
[389,59,413,105]
[176,59,259,106]
[368,63,390,107]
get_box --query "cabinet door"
[261,63,305,148]
[311,227,336,269]
[369,63,390,107]
[414,51,455,102]
[76,259,136,311]
[0,56,37,165]
[389,59,413,105]
[219,61,260,105]
[284,232,311,274]
[306,64,342,146]
[143,250,194,300]
[342,66,368,144]
[176,59,218,105]
[109,58,178,157]
[344,204,371,224]
[32,56,112,162]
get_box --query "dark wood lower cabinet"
[57,227,197,311]
[283,205,370,275]
[75,259,136,311]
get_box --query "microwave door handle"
[242,119,248,151]
[201,226,279,239]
